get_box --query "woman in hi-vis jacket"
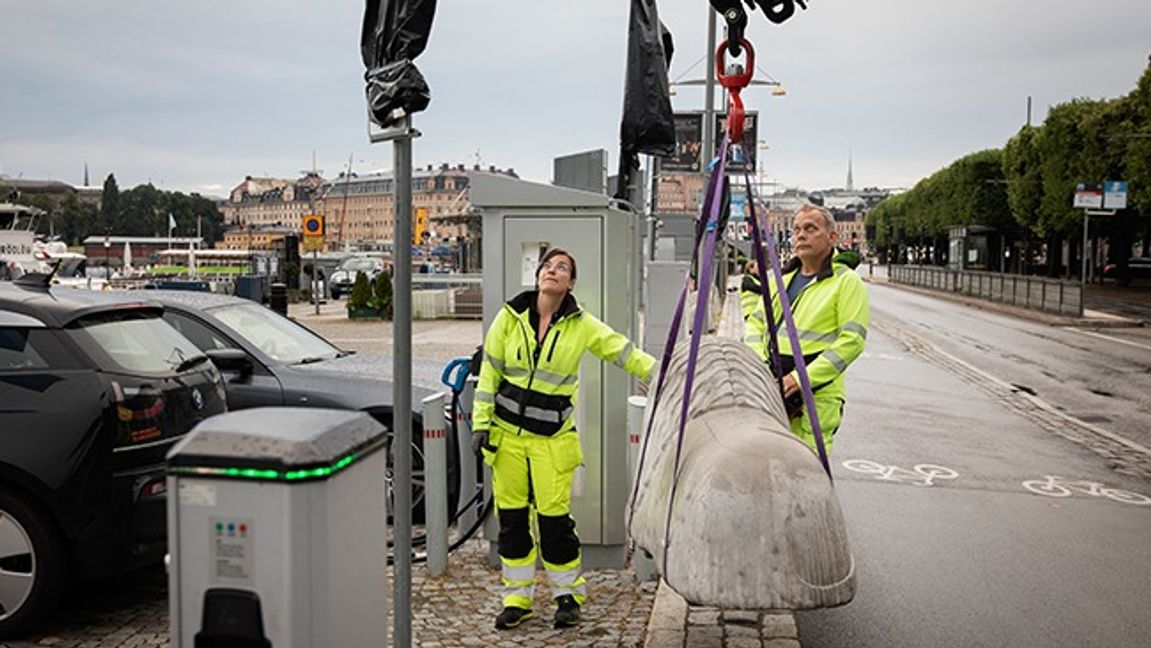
[471,248,654,630]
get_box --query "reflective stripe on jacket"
[739,272,763,322]
[474,290,655,437]
[743,253,869,401]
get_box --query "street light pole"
[103,230,111,280]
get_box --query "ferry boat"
[1,203,87,280]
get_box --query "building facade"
[316,164,516,252]
[218,164,515,256]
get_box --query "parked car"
[141,290,455,520]
[328,255,386,300]
[0,279,227,637]
[1102,257,1151,286]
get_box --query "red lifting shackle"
[716,38,754,142]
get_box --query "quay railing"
[888,265,1083,318]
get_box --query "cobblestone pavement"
[645,584,801,648]
[8,538,657,648]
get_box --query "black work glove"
[471,430,490,457]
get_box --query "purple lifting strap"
[626,143,728,526]
[742,170,831,475]
[659,137,730,577]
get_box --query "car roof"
[131,289,252,312]
[0,282,163,327]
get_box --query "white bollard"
[627,395,658,582]
[422,392,449,576]
[626,395,647,489]
[456,377,479,531]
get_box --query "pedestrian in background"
[743,204,869,451]
[471,248,655,630]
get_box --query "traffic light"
[413,207,428,245]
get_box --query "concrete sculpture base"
[627,337,855,609]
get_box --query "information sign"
[1072,183,1103,209]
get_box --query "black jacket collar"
[507,290,581,319]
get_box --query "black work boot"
[553,595,581,628]
[495,606,533,630]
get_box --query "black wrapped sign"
[361,0,438,128]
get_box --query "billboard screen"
[661,111,758,173]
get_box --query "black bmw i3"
[0,278,226,636]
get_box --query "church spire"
[845,149,854,192]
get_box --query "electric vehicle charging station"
[166,408,389,648]
[470,171,641,569]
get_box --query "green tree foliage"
[1035,99,1108,237]
[1003,125,1044,233]
[99,174,120,233]
[371,269,393,317]
[57,193,96,245]
[105,183,225,244]
[1124,63,1151,254]
[118,183,163,236]
[347,271,372,311]
[874,59,1151,265]
[867,150,1010,242]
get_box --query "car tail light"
[111,381,165,445]
[137,477,167,500]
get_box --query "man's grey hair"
[795,204,836,231]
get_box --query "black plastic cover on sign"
[361,0,438,128]
[616,0,675,200]
[619,0,676,160]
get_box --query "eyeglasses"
[539,260,572,274]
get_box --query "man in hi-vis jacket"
[743,203,869,451]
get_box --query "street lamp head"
[771,86,787,97]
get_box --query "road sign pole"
[313,249,320,315]
[1081,208,1088,313]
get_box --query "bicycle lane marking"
[841,459,960,487]
[1021,475,1151,506]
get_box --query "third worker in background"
[743,203,869,452]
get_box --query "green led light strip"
[171,450,363,483]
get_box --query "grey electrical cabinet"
[166,408,389,648]
[471,171,640,568]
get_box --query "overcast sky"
[1,1,1149,198]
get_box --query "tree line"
[1,173,225,246]
[869,60,1151,277]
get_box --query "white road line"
[924,339,1151,458]
[1073,329,1151,352]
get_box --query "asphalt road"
[796,282,1151,648]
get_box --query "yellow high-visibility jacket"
[743,253,869,402]
[739,272,763,322]
[474,290,655,438]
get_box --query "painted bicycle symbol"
[840,459,959,487]
[1021,476,1151,506]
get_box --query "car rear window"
[339,258,380,273]
[68,310,205,374]
[0,328,49,369]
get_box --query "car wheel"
[0,491,68,638]
[331,289,341,300]
[386,437,427,523]
[380,418,460,526]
